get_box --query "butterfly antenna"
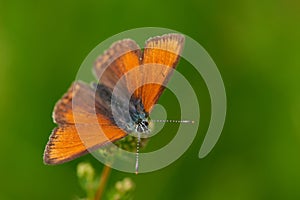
[151,119,195,124]
[135,132,141,175]
[134,119,193,174]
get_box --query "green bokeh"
[0,0,299,199]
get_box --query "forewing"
[140,34,185,112]
[93,39,142,95]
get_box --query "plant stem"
[94,165,111,200]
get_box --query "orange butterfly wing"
[140,34,185,112]
[93,34,185,113]
[44,34,185,165]
[94,39,142,93]
[44,82,126,165]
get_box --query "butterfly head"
[134,116,150,133]
[129,98,151,133]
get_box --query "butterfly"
[43,33,185,165]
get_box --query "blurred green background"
[1,0,300,199]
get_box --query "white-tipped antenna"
[151,119,195,124]
[135,119,194,174]
[135,132,141,175]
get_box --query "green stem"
[94,165,111,200]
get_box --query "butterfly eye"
[144,121,149,126]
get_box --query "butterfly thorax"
[96,84,150,134]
